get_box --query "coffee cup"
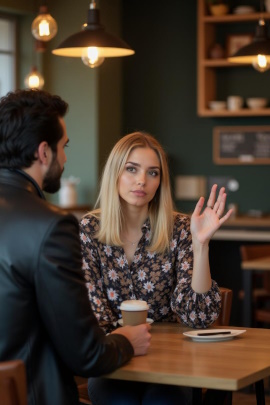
[120,300,149,326]
[227,96,244,111]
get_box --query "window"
[0,15,16,97]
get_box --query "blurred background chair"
[212,286,233,327]
[74,376,92,405]
[0,359,27,405]
[240,244,270,327]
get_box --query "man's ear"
[37,142,51,166]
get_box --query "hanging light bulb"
[252,54,270,72]
[52,0,134,68]
[31,5,58,42]
[81,46,105,68]
[24,66,45,89]
[228,17,270,73]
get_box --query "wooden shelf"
[202,58,250,67]
[197,0,270,117]
[199,107,270,117]
[203,12,270,23]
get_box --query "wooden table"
[242,256,270,327]
[105,323,270,404]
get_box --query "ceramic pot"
[209,43,225,59]
[209,4,229,16]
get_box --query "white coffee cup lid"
[120,300,149,311]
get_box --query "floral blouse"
[79,213,221,334]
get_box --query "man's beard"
[43,153,64,193]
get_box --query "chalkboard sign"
[213,126,270,165]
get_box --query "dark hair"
[0,89,68,168]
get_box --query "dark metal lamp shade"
[228,21,270,64]
[52,7,134,58]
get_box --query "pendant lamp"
[52,0,135,68]
[31,3,58,42]
[228,1,270,72]
[24,66,45,89]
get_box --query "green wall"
[122,0,270,215]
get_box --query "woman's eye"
[126,166,136,173]
[149,170,159,177]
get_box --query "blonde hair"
[90,132,175,254]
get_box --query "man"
[0,89,151,405]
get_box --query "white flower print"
[87,282,96,293]
[104,245,112,257]
[147,251,155,259]
[143,281,154,293]
[117,255,127,268]
[80,232,89,244]
[211,312,218,322]
[108,269,119,281]
[178,249,185,260]
[215,292,221,302]
[107,288,118,301]
[134,254,142,263]
[189,311,197,321]
[176,292,184,303]
[162,261,171,273]
[82,258,89,270]
[138,269,146,281]
[199,312,207,322]
[93,296,102,307]
[180,229,188,240]
[181,261,190,271]
[170,239,177,251]
[80,218,90,226]
[145,230,151,241]
[181,314,187,323]
[160,306,169,316]
[205,296,212,306]
[88,249,95,261]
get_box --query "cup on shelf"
[227,96,244,111]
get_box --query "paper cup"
[120,300,149,326]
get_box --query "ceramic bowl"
[246,98,268,109]
[209,100,227,111]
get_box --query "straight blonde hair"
[90,132,175,254]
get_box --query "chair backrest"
[0,360,27,405]
[240,244,270,261]
[213,287,233,326]
[240,244,270,291]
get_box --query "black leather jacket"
[0,169,133,405]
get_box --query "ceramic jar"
[59,176,80,207]
[209,4,229,16]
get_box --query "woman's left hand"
[190,184,233,245]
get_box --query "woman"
[79,132,232,405]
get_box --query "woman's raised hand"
[190,184,233,245]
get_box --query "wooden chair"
[74,376,91,405]
[0,359,27,405]
[240,244,270,327]
[212,286,233,327]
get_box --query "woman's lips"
[132,190,146,196]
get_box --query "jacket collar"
[0,168,45,199]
